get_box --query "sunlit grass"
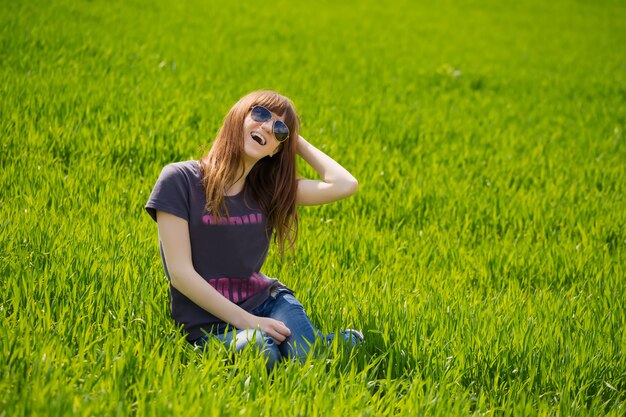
[1,0,625,415]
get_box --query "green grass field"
[1,0,625,415]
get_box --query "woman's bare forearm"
[168,266,253,329]
[295,136,358,205]
[297,136,358,189]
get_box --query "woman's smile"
[250,131,267,146]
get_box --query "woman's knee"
[232,328,281,371]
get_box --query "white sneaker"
[326,329,365,346]
[341,329,365,345]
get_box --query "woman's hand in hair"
[244,315,292,345]
[295,135,358,206]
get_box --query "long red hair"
[198,91,300,255]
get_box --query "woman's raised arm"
[295,136,358,206]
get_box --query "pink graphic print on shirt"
[201,213,263,226]
[207,272,270,304]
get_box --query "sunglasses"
[250,105,290,142]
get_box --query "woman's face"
[242,106,285,164]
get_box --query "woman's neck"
[225,161,255,196]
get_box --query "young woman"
[145,90,362,371]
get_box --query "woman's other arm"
[156,210,291,343]
[295,136,359,206]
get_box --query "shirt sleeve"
[145,164,190,222]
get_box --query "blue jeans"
[194,288,355,372]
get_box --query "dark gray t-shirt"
[145,160,282,341]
